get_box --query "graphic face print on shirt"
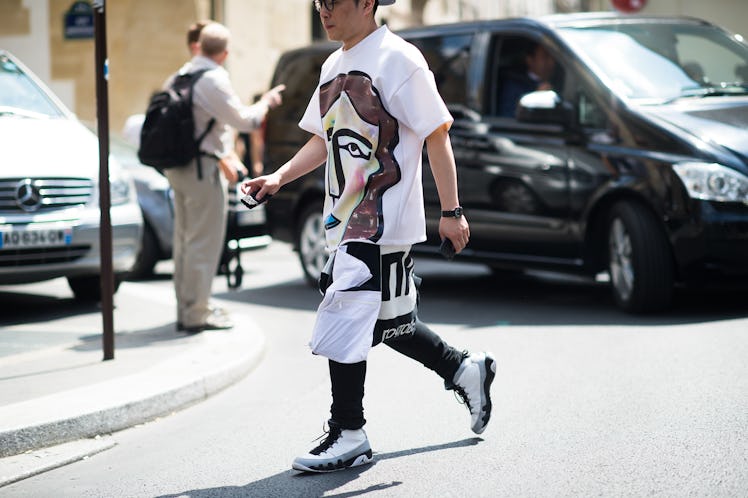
[319,71,400,245]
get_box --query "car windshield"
[558,22,748,104]
[0,54,64,118]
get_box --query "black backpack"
[138,69,215,178]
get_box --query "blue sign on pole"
[64,1,94,40]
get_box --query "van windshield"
[0,55,64,118]
[558,22,748,104]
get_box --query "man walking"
[167,22,283,332]
[243,0,495,472]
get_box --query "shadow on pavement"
[0,324,188,383]
[218,263,747,328]
[123,272,173,283]
[0,291,99,327]
[70,324,188,352]
[155,438,481,498]
[415,269,748,327]
[217,278,320,313]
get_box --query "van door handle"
[537,162,567,172]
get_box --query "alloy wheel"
[608,217,634,303]
[298,207,328,285]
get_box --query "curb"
[0,318,265,459]
[0,437,117,488]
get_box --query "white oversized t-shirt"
[299,25,453,248]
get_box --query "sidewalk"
[0,292,265,487]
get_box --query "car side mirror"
[516,90,571,126]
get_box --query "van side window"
[489,36,564,118]
[410,34,473,105]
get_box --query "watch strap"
[441,206,463,218]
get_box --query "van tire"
[296,201,328,287]
[68,275,122,302]
[606,201,673,313]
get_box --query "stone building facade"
[1,0,746,133]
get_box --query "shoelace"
[453,386,475,413]
[310,424,342,455]
[452,350,475,413]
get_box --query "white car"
[0,50,143,300]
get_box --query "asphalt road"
[2,241,747,497]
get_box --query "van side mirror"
[516,90,571,126]
[448,104,481,122]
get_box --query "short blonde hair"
[199,22,230,57]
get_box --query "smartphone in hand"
[240,192,271,210]
[439,238,456,260]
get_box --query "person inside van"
[498,42,557,117]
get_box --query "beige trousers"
[165,158,228,326]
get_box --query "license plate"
[236,206,266,226]
[0,226,73,249]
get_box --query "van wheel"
[127,221,160,280]
[68,275,122,302]
[296,201,328,287]
[606,201,673,313]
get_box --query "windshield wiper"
[0,105,51,119]
[664,83,748,103]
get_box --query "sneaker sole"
[472,353,497,434]
[292,449,373,473]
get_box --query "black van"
[262,13,748,313]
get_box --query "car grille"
[0,245,91,267]
[0,178,94,213]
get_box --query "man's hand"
[261,84,286,110]
[439,216,470,253]
[241,171,282,202]
[218,152,248,184]
[240,135,327,206]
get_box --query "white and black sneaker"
[292,423,373,473]
[449,351,497,434]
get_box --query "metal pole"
[93,0,115,361]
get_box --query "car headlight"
[673,162,748,204]
[110,175,133,206]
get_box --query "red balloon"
[611,0,647,12]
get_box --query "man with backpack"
[160,21,284,332]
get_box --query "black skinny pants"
[328,319,464,430]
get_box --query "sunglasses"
[313,0,340,12]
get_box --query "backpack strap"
[195,117,216,180]
[186,69,217,181]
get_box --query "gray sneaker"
[292,423,373,473]
[449,352,496,434]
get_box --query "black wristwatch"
[441,206,464,218]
